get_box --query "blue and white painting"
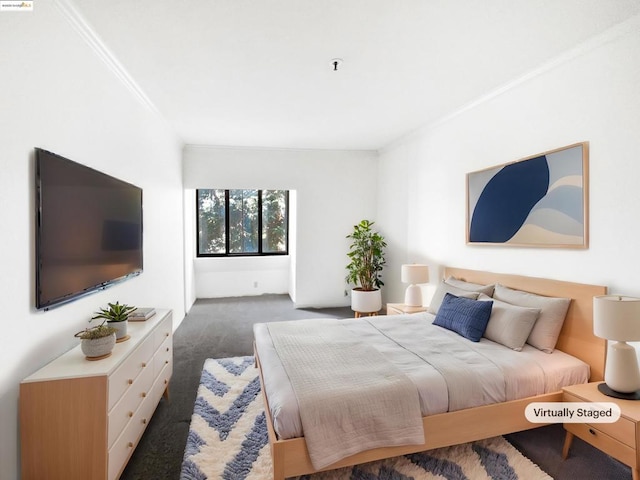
[467,143,587,247]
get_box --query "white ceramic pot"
[351,288,382,313]
[108,320,128,340]
[81,333,116,359]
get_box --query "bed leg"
[271,443,285,480]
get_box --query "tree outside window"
[197,189,288,256]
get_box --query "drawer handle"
[141,392,146,398]
[588,428,596,436]
[165,332,169,337]
[128,379,133,385]
[142,418,147,425]
[164,379,168,385]
[166,347,170,352]
[128,411,133,418]
[142,362,147,368]
[128,442,134,448]
[165,360,169,365]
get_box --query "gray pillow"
[445,276,495,297]
[477,293,540,351]
[493,284,571,353]
[428,281,480,315]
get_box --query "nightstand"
[386,303,428,315]
[562,382,640,480]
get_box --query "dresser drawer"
[153,314,172,351]
[108,401,149,480]
[151,361,172,402]
[108,334,155,409]
[563,392,636,447]
[108,361,154,448]
[565,422,637,467]
[154,336,172,378]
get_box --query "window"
[197,189,289,256]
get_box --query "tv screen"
[35,148,143,310]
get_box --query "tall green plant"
[345,220,387,291]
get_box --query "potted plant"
[91,301,136,341]
[74,322,117,360]
[345,219,387,314]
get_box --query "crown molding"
[53,0,160,115]
[383,12,640,153]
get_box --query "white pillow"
[445,276,495,297]
[428,281,480,315]
[493,284,571,353]
[477,293,540,351]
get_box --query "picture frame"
[466,142,589,248]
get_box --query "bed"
[253,267,607,479]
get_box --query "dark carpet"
[120,294,631,480]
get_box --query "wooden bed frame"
[255,267,607,480]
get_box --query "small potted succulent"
[74,322,117,359]
[91,301,136,342]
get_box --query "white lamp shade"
[401,264,429,285]
[594,295,640,341]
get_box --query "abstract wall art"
[466,142,588,248]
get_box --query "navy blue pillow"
[433,293,493,342]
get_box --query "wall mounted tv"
[35,148,143,310]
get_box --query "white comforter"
[266,319,424,469]
[254,312,589,441]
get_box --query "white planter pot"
[108,320,128,340]
[80,333,116,359]
[351,288,382,313]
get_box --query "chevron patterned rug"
[180,356,552,480]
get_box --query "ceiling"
[71,0,640,150]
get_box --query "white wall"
[183,189,197,309]
[378,15,640,303]
[0,4,185,479]
[183,146,378,307]
[288,190,299,301]
[194,256,291,298]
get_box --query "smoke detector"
[330,58,343,71]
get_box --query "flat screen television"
[35,148,143,310]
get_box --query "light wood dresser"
[20,310,173,480]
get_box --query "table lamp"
[401,264,429,307]
[594,295,640,399]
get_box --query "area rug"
[180,356,552,480]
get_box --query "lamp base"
[604,340,640,394]
[598,382,640,400]
[404,284,422,307]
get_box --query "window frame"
[196,189,289,257]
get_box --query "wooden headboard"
[444,267,607,381]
